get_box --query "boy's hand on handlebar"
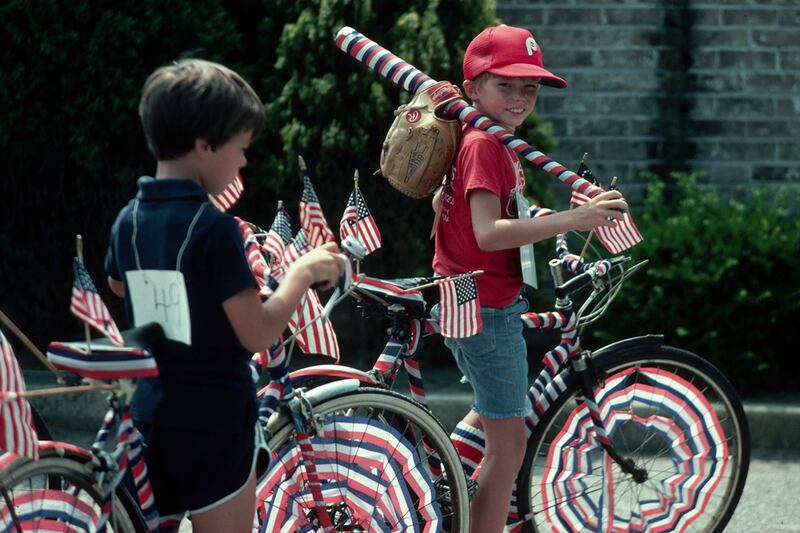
[294,242,345,291]
[573,190,629,231]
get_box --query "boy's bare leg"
[470,415,526,533]
[189,470,256,533]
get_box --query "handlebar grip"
[554,271,594,299]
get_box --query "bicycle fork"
[570,351,648,483]
[284,385,336,532]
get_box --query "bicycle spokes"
[538,366,732,532]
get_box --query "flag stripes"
[438,276,482,338]
[288,290,340,362]
[70,258,124,346]
[299,176,335,249]
[263,207,293,277]
[340,188,381,255]
[208,174,244,212]
[0,328,38,459]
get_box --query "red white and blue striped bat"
[334,26,603,199]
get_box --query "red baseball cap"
[463,25,567,88]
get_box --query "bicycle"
[280,231,751,532]
[0,324,471,531]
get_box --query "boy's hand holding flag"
[569,162,643,254]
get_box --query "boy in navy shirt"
[105,59,343,532]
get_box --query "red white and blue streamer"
[256,415,440,532]
[539,366,731,532]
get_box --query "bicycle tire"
[258,387,470,532]
[517,345,750,533]
[0,452,145,532]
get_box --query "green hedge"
[586,173,800,394]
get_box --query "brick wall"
[496,0,800,201]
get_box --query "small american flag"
[235,217,279,298]
[340,188,381,255]
[209,174,244,212]
[569,163,597,209]
[299,176,334,249]
[71,258,124,346]
[288,290,340,361]
[282,229,311,267]
[0,328,39,459]
[438,276,482,338]
[569,163,643,254]
[263,206,293,280]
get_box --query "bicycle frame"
[286,237,654,481]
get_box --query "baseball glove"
[379,81,462,198]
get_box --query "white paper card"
[126,270,191,345]
[516,193,538,289]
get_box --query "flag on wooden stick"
[298,158,335,249]
[340,187,381,256]
[263,205,293,281]
[71,258,124,346]
[438,276,482,338]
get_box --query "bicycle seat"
[352,275,429,317]
[47,323,163,380]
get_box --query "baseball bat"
[334,26,602,198]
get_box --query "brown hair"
[139,59,265,160]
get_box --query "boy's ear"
[193,138,214,154]
[463,80,478,100]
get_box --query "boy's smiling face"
[464,75,541,132]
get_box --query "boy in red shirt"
[433,25,627,532]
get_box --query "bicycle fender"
[591,334,664,360]
[290,364,379,386]
[304,378,362,406]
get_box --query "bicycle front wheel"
[518,345,749,533]
[0,452,144,532]
[258,388,470,532]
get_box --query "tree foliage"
[1,0,559,369]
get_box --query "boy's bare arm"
[223,243,343,353]
[470,189,628,252]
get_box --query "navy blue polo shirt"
[105,177,258,432]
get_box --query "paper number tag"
[516,193,538,289]
[126,270,191,345]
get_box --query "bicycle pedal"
[434,477,478,504]
[466,478,478,500]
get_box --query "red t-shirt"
[433,127,527,308]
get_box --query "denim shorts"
[435,296,529,419]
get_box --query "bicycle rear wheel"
[0,452,144,532]
[258,388,470,531]
[518,345,749,533]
